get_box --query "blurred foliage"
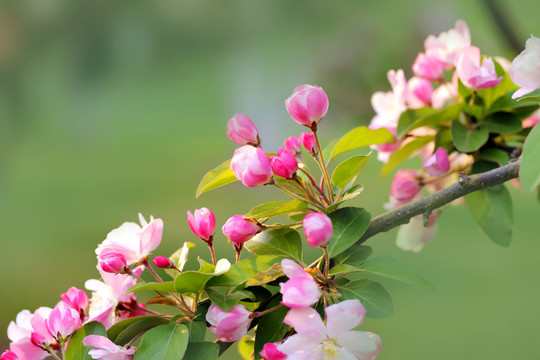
[0,0,539,359]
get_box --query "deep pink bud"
[412,52,446,81]
[187,207,216,242]
[260,343,286,360]
[455,46,502,89]
[270,148,298,179]
[285,85,329,128]
[423,148,450,176]
[153,256,174,269]
[60,287,89,315]
[47,302,82,341]
[284,136,301,155]
[30,332,47,349]
[222,215,261,245]
[98,253,127,274]
[299,132,317,156]
[227,113,260,146]
[302,213,333,248]
[230,145,273,187]
[206,303,252,342]
[390,169,421,203]
[0,351,19,360]
[406,77,433,109]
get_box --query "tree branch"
[357,161,520,244]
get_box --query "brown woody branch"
[357,161,520,244]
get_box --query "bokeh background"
[1,0,539,359]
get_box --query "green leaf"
[244,200,308,219]
[329,264,357,275]
[65,322,107,360]
[381,136,434,177]
[397,103,462,138]
[483,112,523,134]
[186,320,207,342]
[108,316,170,345]
[520,123,540,193]
[434,127,453,149]
[245,228,303,263]
[451,120,489,153]
[326,185,364,212]
[329,126,394,161]
[516,88,540,102]
[208,256,280,287]
[327,207,371,257]
[466,186,514,246]
[127,281,176,294]
[338,279,393,319]
[196,159,237,198]
[184,342,219,360]
[477,148,509,166]
[206,288,255,311]
[253,298,290,359]
[133,324,189,360]
[358,257,436,293]
[238,336,255,360]
[487,93,539,113]
[273,177,305,198]
[333,244,372,267]
[331,154,370,189]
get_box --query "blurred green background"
[1,0,539,359]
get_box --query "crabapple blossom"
[187,207,215,242]
[390,169,421,204]
[285,85,329,128]
[0,351,18,360]
[46,302,81,342]
[60,287,89,317]
[412,52,445,81]
[206,303,251,342]
[83,335,135,360]
[423,148,450,176]
[278,300,382,360]
[406,77,433,109]
[522,109,540,128]
[152,256,174,269]
[299,132,317,156]
[279,259,321,308]
[230,145,273,187]
[260,343,286,360]
[396,213,439,252]
[226,113,260,146]
[510,36,540,99]
[222,215,261,245]
[303,213,333,248]
[454,46,502,90]
[270,147,298,179]
[7,309,49,360]
[98,253,127,274]
[424,20,471,67]
[284,136,301,155]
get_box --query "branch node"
[458,171,471,186]
[423,212,431,227]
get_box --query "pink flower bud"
[279,259,321,308]
[30,332,48,349]
[47,302,82,341]
[270,148,298,179]
[455,46,502,90]
[285,85,329,128]
[412,53,445,81]
[284,136,301,155]
[510,36,540,99]
[206,303,252,342]
[523,110,540,128]
[222,215,261,245]
[230,145,273,187]
[60,287,89,316]
[99,253,127,274]
[0,351,19,360]
[260,343,286,360]
[153,256,174,269]
[83,335,135,360]
[226,113,260,146]
[187,207,216,242]
[390,169,421,203]
[299,132,317,156]
[423,148,450,176]
[302,213,333,248]
[406,77,433,109]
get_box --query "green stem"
[312,130,334,202]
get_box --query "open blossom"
[206,303,251,342]
[279,259,321,309]
[95,214,163,266]
[396,213,439,252]
[260,343,286,360]
[230,145,273,187]
[47,302,82,341]
[285,85,329,128]
[7,309,50,360]
[222,215,261,245]
[390,169,421,204]
[423,148,450,176]
[425,20,471,67]
[227,113,260,146]
[510,36,540,99]
[83,335,135,360]
[303,213,333,248]
[455,46,502,90]
[278,300,382,359]
[412,52,445,81]
[270,147,298,179]
[60,287,89,317]
[187,207,215,242]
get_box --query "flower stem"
[312,130,334,202]
[143,259,163,282]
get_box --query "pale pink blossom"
[278,300,382,360]
[96,214,163,266]
[7,309,49,360]
[279,259,321,309]
[423,148,450,176]
[60,287,89,317]
[230,145,273,187]
[284,136,301,156]
[412,53,445,81]
[396,213,439,252]
[98,253,127,274]
[260,343,286,360]
[406,77,433,109]
[424,20,471,67]
[303,213,333,248]
[187,207,215,242]
[455,46,502,90]
[270,148,298,179]
[285,85,329,128]
[222,215,261,246]
[523,109,540,128]
[46,302,82,341]
[510,36,540,99]
[1,351,19,360]
[431,81,457,109]
[83,335,135,360]
[226,113,260,146]
[299,132,317,156]
[390,169,421,204]
[28,308,55,347]
[206,303,251,342]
